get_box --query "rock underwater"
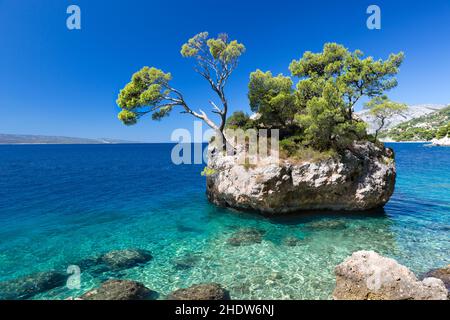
[206,141,396,214]
[167,283,231,300]
[100,248,153,270]
[80,279,157,300]
[0,271,67,300]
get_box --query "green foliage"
[201,167,217,176]
[181,32,245,66]
[364,95,408,138]
[279,134,338,161]
[116,67,173,124]
[289,43,404,109]
[289,43,403,149]
[291,80,368,150]
[280,138,337,162]
[279,135,304,155]
[248,70,296,128]
[436,123,450,139]
[365,96,408,117]
[116,32,245,139]
[225,111,254,130]
[247,43,403,152]
[117,109,138,126]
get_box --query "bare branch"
[209,100,223,114]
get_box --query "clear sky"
[1,0,449,142]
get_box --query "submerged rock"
[227,228,265,246]
[423,265,450,292]
[0,271,67,300]
[206,141,396,213]
[167,283,230,300]
[172,253,202,270]
[81,279,157,300]
[305,220,347,231]
[100,249,153,270]
[282,236,304,246]
[333,251,448,300]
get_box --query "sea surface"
[0,143,448,299]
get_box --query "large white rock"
[206,141,396,213]
[333,251,448,300]
[431,136,450,146]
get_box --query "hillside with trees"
[379,106,450,141]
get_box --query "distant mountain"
[378,105,450,141]
[356,104,448,134]
[0,134,139,144]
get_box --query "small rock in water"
[100,249,153,270]
[227,228,265,246]
[305,220,347,231]
[0,271,67,300]
[176,224,204,233]
[74,256,110,275]
[423,265,450,292]
[80,279,157,300]
[167,283,230,300]
[172,253,202,270]
[333,250,448,300]
[230,282,251,295]
[269,272,283,280]
[282,236,304,246]
[76,256,100,269]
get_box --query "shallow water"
[0,143,448,299]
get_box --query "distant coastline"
[0,133,140,145]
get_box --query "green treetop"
[289,43,404,120]
[116,32,245,145]
[364,95,408,139]
[246,43,404,151]
[248,70,296,129]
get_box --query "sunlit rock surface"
[333,251,448,300]
[206,141,396,213]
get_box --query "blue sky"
[1,0,449,142]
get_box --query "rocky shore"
[1,248,448,300]
[431,136,450,146]
[333,251,448,300]
[206,141,396,214]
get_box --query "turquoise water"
[0,143,448,299]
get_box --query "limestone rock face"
[333,251,448,300]
[206,141,396,213]
[167,283,230,300]
[81,280,157,300]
